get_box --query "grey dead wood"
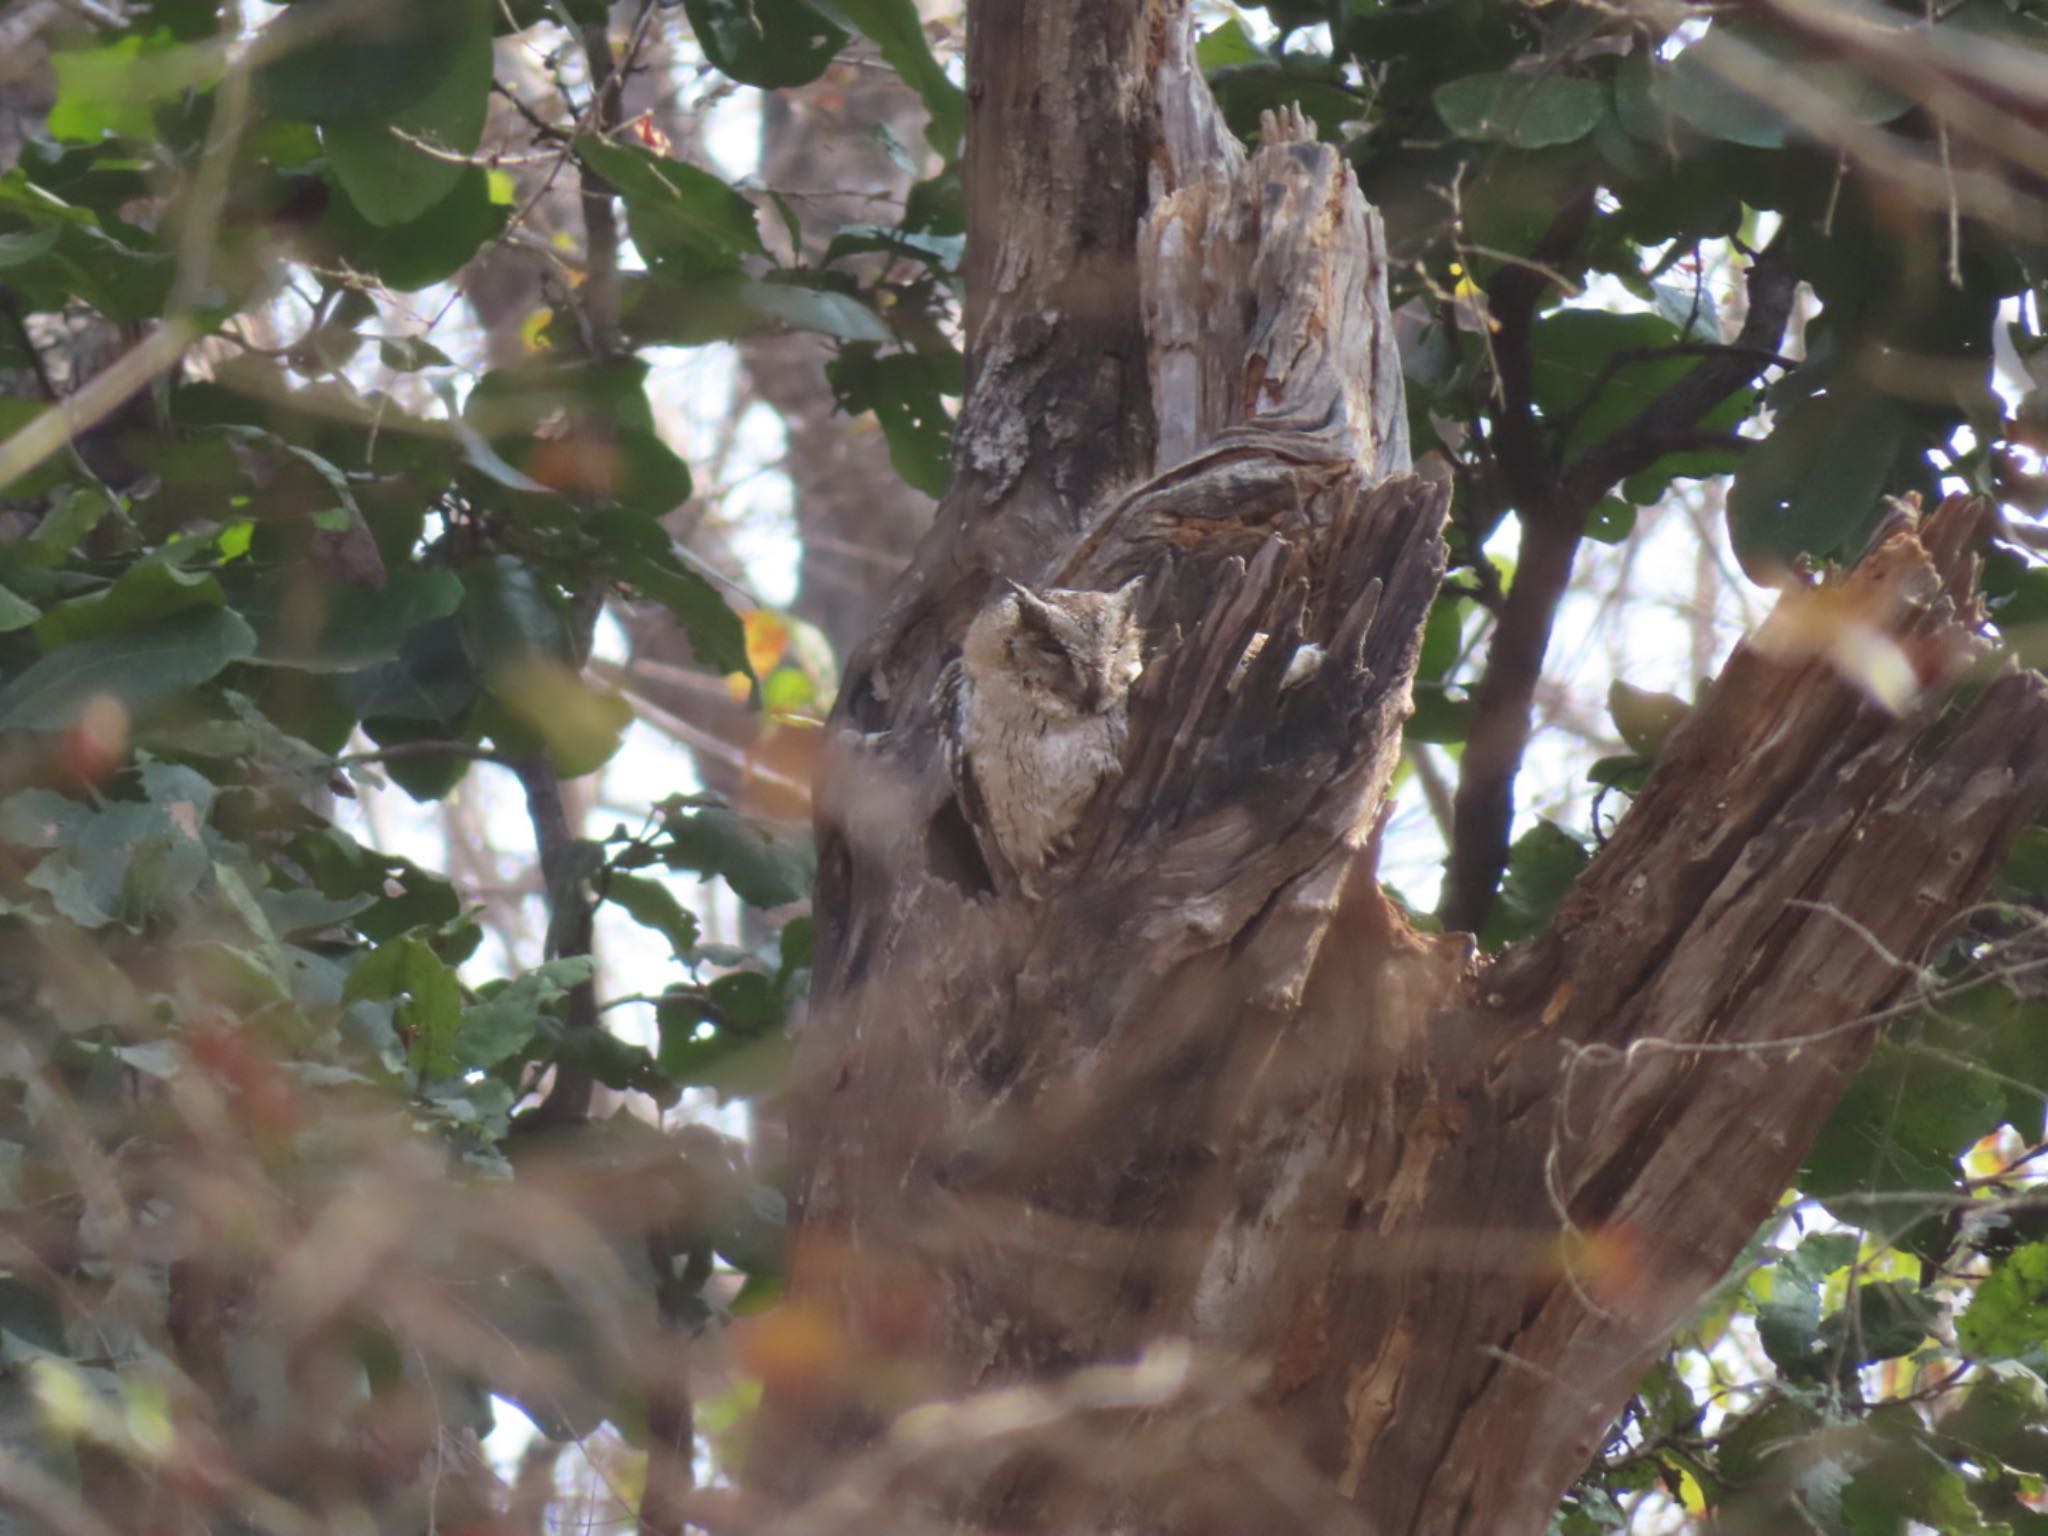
[762,2,2048,1532]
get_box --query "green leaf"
[0,400,69,498]
[17,765,216,928]
[1612,48,1668,143]
[323,0,493,226]
[260,886,377,937]
[742,279,892,343]
[258,0,488,123]
[1607,680,1690,759]
[618,270,761,347]
[238,566,465,672]
[761,666,815,714]
[1586,754,1650,794]
[1413,594,1468,681]
[461,359,692,517]
[1480,820,1589,947]
[1656,41,1790,149]
[1658,22,1913,150]
[1820,1280,1934,1365]
[827,345,955,498]
[1433,73,1607,149]
[378,336,454,372]
[1755,1264,1825,1381]
[825,0,964,158]
[709,970,782,1029]
[1405,684,1471,744]
[33,561,222,649]
[660,796,813,909]
[343,616,480,728]
[1839,1423,1980,1536]
[0,227,60,268]
[1585,496,1636,545]
[681,0,848,88]
[47,33,216,143]
[1198,17,1265,71]
[575,136,765,279]
[458,958,594,1069]
[1944,982,2048,1141]
[319,164,508,290]
[1801,1039,2006,1220]
[1946,1374,2048,1477]
[485,677,635,780]
[0,606,256,730]
[1727,387,1908,581]
[1781,1230,1860,1288]
[601,872,700,961]
[611,551,749,677]
[779,915,813,979]
[461,554,570,676]
[1530,310,1752,468]
[656,986,787,1087]
[2002,824,2048,897]
[13,487,111,568]
[0,582,39,633]
[345,937,465,1078]
[822,223,964,274]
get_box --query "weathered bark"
[767,3,2048,1533]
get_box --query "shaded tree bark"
[763,3,2048,1533]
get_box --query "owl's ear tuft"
[1006,580,1065,639]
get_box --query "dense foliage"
[5,0,2048,1530]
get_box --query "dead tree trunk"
[766,3,2048,1532]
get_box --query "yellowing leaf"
[1607,679,1690,758]
[491,658,634,777]
[743,609,791,679]
[1678,1468,1707,1514]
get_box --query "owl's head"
[971,578,1145,716]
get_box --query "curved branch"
[1555,243,1798,512]
[1435,196,1593,937]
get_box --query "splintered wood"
[772,2,2048,1530]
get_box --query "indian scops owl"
[938,578,1146,893]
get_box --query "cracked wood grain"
[764,2,2048,1531]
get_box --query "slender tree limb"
[511,755,601,1130]
[1438,196,1594,935]
[1556,242,1798,512]
[1475,196,1592,515]
[1441,238,1799,935]
[1440,512,1582,934]
[515,9,658,1134]
[638,1237,698,1536]
[573,16,629,360]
